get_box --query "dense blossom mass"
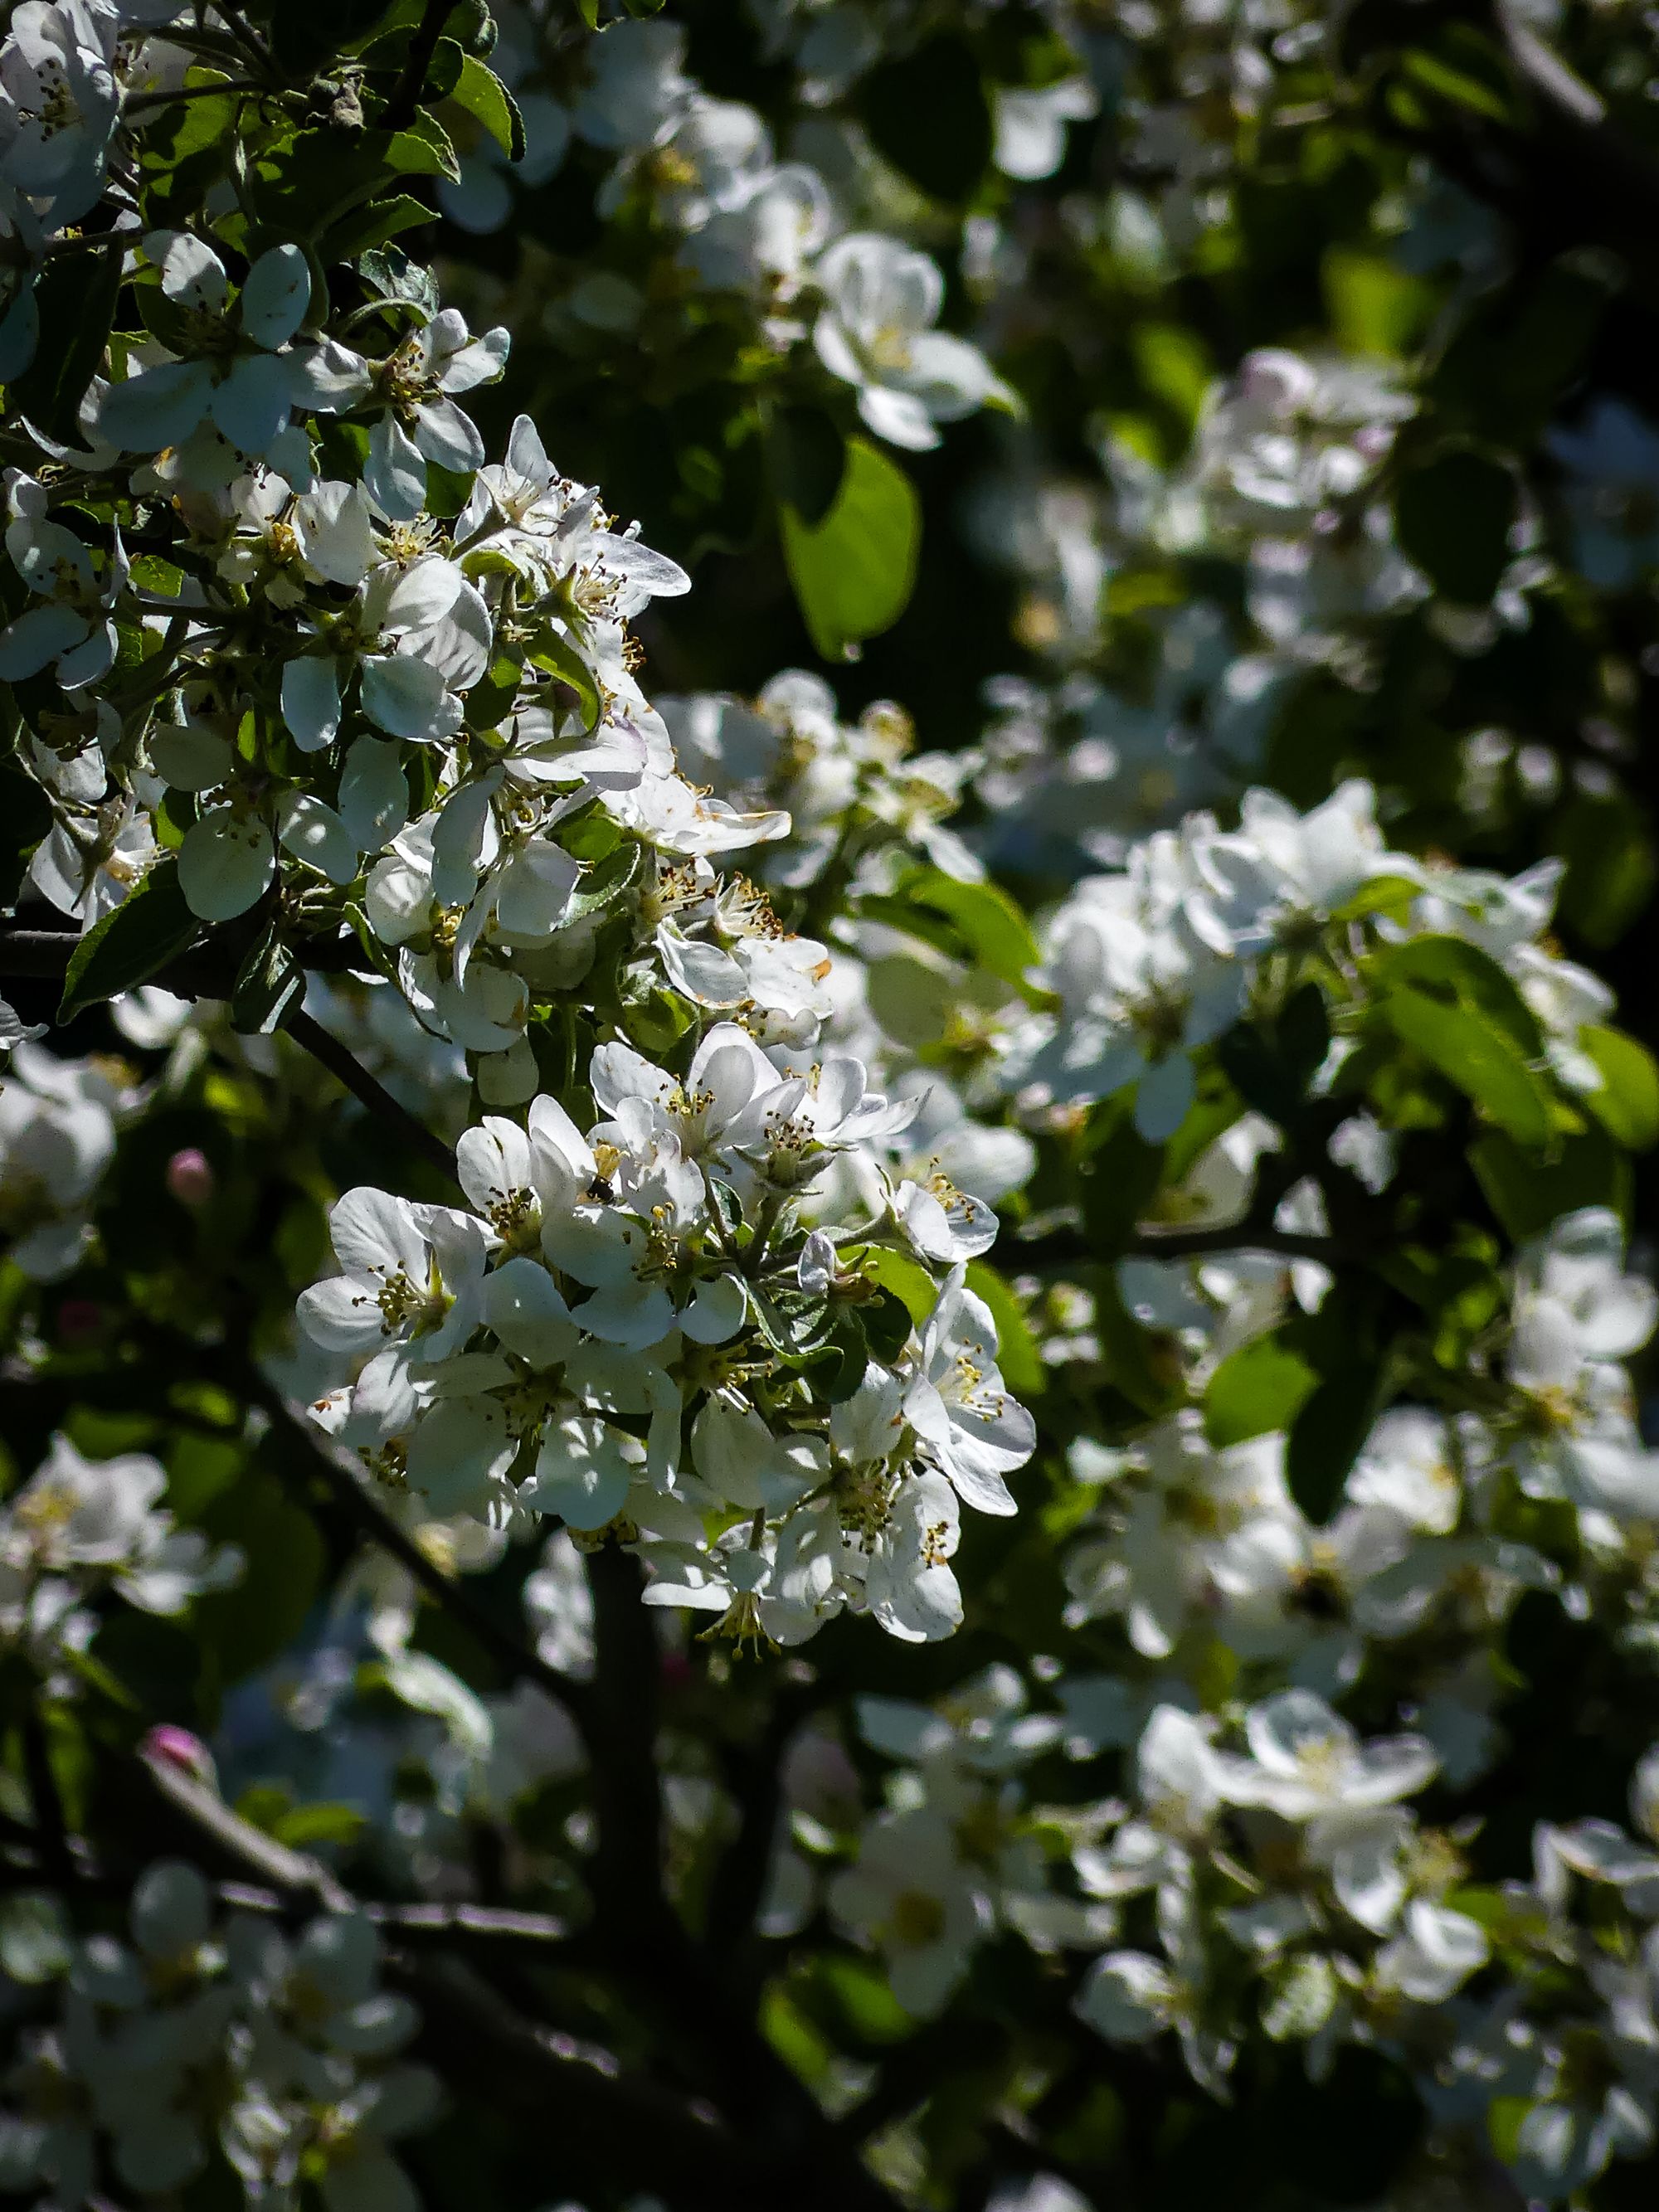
[2,2,1659,2210]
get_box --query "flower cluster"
[662,668,980,891]
[0,1044,124,1280]
[1010,777,1613,1139]
[434,7,1010,450]
[298,1021,1036,1647]
[0,1863,433,2212]
[1,1433,241,1680]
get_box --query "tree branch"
[124,1749,753,2209]
[1009,1220,1345,1270]
[575,1550,898,2209]
[385,0,458,130]
[0,925,367,983]
[579,1543,666,1923]
[0,926,458,1191]
[387,1949,758,2212]
[705,1689,813,1956]
[285,1008,460,1187]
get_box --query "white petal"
[153,231,229,312]
[240,243,311,349]
[207,351,294,453]
[480,1257,578,1367]
[365,415,426,519]
[177,809,275,921]
[338,737,410,850]
[523,1415,641,1529]
[278,793,358,884]
[98,359,212,451]
[281,656,343,751]
[362,654,456,742]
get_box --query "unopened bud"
[142,1724,216,1787]
[165,1147,215,1208]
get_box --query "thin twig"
[285,1008,460,1186]
[384,0,456,130]
[0,1841,572,1944]
[250,1373,597,1731]
[209,1,271,66]
[0,926,371,982]
[125,80,271,111]
[1010,1220,1345,1270]
[130,1749,753,2206]
[142,1747,355,1908]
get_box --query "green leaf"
[858,1245,937,1326]
[133,72,241,176]
[1322,249,1430,359]
[1470,1124,1627,1241]
[1204,1335,1317,1447]
[1374,936,1543,1052]
[1385,996,1554,1145]
[1580,1026,1659,1150]
[619,984,693,1057]
[567,839,641,922]
[10,242,124,442]
[1381,992,1553,1145]
[253,128,397,232]
[230,922,303,1037]
[965,1262,1044,1398]
[528,622,601,732]
[806,1310,869,1403]
[768,406,846,529]
[748,1284,834,1363]
[319,193,434,265]
[1131,322,1212,429]
[358,243,442,316]
[449,53,522,158]
[1399,31,1517,124]
[861,1288,915,1364]
[558,801,621,864]
[901,870,1039,994]
[58,861,200,1023]
[781,437,919,661]
[857,33,992,202]
[799,1954,914,2047]
[387,111,461,181]
[1372,936,1554,1145]
[274,1801,368,1849]
[1287,1364,1385,1524]
[1394,445,1517,606]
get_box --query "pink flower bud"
[142,1724,216,1785]
[165,1147,215,1208]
